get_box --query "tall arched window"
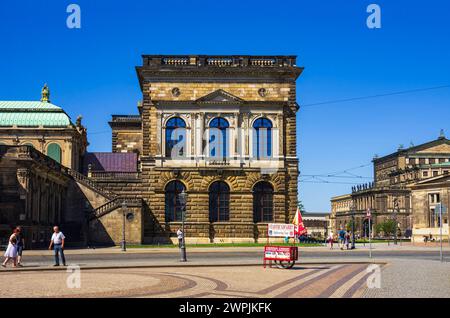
[165,117,186,158]
[47,143,62,163]
[253,118,272,159]
[209,181,230,222]
[209,117,229,159]
[253,181,274,222]
[165,180,186,222]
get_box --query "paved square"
[0,263,374,298]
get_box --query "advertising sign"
[264,246,298,261]
[267,223,295,238]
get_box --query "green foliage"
[376,219,397,237]
[346,219,355,232]
[298,200,306,213]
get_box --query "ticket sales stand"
[263,223,298,269]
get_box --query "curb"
[0,260,387,273]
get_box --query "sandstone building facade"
[330,134,450,242]
[0,86,88,247]
[94,55,303,243]
[0,55,303,247]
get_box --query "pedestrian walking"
[48,226,66,266]
[345,232,351,250]
[15,227,25,267]
[2,229,18,268]
[177,228,184,248]
[338,228,346,250]
[327,232,334,249]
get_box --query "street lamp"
[178,189,188,262]
[351,203,356,249]
[121,201,127,251]
[393,198,399,245]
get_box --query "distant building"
[302,212,330,238]
[331,134,450,242]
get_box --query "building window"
[165,117,186,158]
[423,171,429,178]
[47,143,62,163]
[429,193,441,204]
[433,171,439,177]
[209,181,230,222]
[209,117,229,159]
[253,181,274,222]
[165,180,186,222]
[252,118,272,159]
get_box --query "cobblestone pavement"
[362,259,450,298]
[0,263,377,298]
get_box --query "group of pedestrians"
[2,226,67,268]
[1,226,24,268]
[326,228,353,250]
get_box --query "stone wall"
[88,205,143,245]
[112,129,142,154]
[147,82,291,102]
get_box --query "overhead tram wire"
[301,84,450,108]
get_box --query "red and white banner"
[293,207,307,236]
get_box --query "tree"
[376,219,397,244]
[298,200,306,213]
[346,219,355,232]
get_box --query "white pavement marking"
[329,268,368,298]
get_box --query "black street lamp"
[178,189,188,262]
[121,201,127,251]
[351,203,356,249]
[393,198,399,245]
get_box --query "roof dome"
[0,85,72,127]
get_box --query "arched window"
[165,117,186,158]
[47,143,62,163]
[253,118,272,159]
[209,117,229,159]
[253,181,274,223]
[209,181,230,222]
[165,180,186,222]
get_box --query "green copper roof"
[0,101,72,127]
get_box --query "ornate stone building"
[91,55,303,244]
[0,86,88,248]
[330,134,450,241]
[0,85,88,170]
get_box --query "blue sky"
[1,0,449,212]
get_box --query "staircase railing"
[91,197,142,220]
[67,168,117,200]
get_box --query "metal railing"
[68,169,117,200]
[89,171,140,180]
[91,197,142,219]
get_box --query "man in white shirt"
[48,226,66,266]
[177,228,183,248]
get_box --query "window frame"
[164,180,186,222]
[209,181,230,222]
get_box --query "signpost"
[264,223,298,269]
[367,209,372,259]
[436,203,447,262]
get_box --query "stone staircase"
[67,168,117,200]
[91,197,142,220]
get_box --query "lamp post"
[178,189,188,262]
[351,203,356,249]
[393,198,399,245]
[121,202,127,251]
